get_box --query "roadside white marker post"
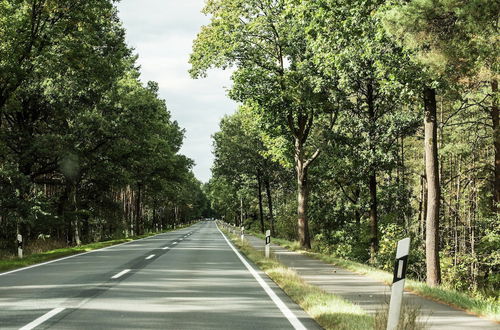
[265,230,271,258]
[386,237,411,330]
[241,226,245,241]
[17,234,23,259]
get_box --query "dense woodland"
[0,1,209,253]
[190,0,499,297]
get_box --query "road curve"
[0,221,320,330]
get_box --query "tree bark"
[424,86,442,286]
[257,173,265,233]
[70,182,81,246]
[135,184,142,235]
[367,81,378,261]
[296,138,311,249]
[369,170,378,262]
[240,197,243,227]
[492,80,499,210]
[354,187,361,231]
[265,178,275,236]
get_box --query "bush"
[377,223,426,281]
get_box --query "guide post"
[386,237,411,330]
[265,230,271,258]
[241,226,245,241]
[17,234,23,259]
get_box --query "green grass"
[0,224,193,273]
[248,231,500,322]
[224,230,373,329]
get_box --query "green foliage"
[203,0,498,308]
[0,0,210,252]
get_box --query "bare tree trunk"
[135,184,142,235]
[417,174,424,237]
[265,178,275,236]
[153,207,157,232]
[354,187,361,230]
[240,197,243,227]
[367,81,378,262]
[296,137,311,249]
[369,170,378,262]
[174,205,179,228]
[257,173,265,233]
[492,80,499,211]
[70,182,81,246]
[424,87,441,286]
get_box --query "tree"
[212,107,283,233]
[190,0,337,248]
[382,0,499,287]
[0,1,201,248]
[294,0,419,260]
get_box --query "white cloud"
[117,0,237,183]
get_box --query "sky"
[116,0,237,183]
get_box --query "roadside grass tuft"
[0,238,133,272]
[235,239,373,329]
[0,224,193,273]
[374,303,426,330]
[223,227,425,329]
[249,231,499,322]
[223,228,375,329]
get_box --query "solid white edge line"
[145,254,155,260]
[19,307,65,330]
[0,225,198,277]
[216,223,306,330]
[111,269,130,279]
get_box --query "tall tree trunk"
[296,138,311,249]
[153,207,157,231]
[265,178,275,236]
[135,184,142,235]
[492,80,499,210]
[367,81,378,261]
[174,205,179,228]
[417,174,424,238]
[70,182,81,246]
[257,173,265,233]
[369,170,378,262]
[240,197,243,227]
[424,86,441,286]
[354,187,361,231]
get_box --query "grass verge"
[0,224,193,273]
[224,231,373,329]
[250,231,499,322]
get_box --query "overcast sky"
[116,0,236,183]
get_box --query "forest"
[0,1,209,254]
[190,0,499,299]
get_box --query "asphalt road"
[0,221,320,330]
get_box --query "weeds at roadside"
[0,223,193,273]
[373,303,426,330]
[247,231,499,322]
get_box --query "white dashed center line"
[111,269,130,279]
[145,254,155,260]
[20,308,65,330]
[162,247,169,250]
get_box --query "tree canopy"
[194,0,499,294]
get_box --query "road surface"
[0,221,320,330]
